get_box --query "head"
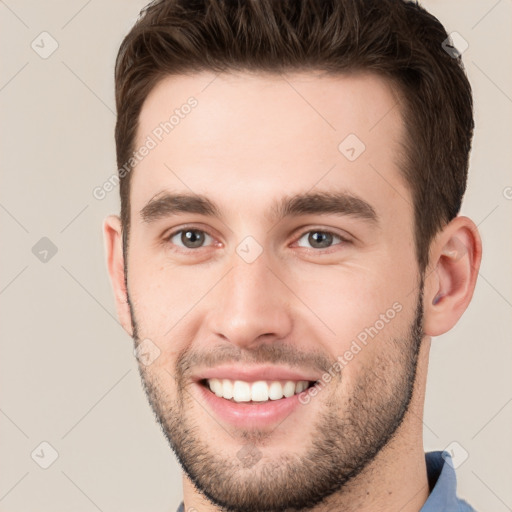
[105,1,482,510]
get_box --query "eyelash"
[164,226,351,254]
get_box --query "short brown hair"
[114,0,474,273]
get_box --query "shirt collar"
[421,450,471,511]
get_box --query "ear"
[423,216,482,336]
[103,215,133,337]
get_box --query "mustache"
[174,343,335,381]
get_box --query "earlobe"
[103,215,133,337]
[423,216,482,337]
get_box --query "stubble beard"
[128,279,424,512]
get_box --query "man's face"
[125,71,425,511]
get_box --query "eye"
[167,228,214,250]
[164,227,349,253]
[295,229,348,250]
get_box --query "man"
[104,0,482,510]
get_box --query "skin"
[104,71,482,511]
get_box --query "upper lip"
[192,365,321,383]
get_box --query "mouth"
[199,378,319,403]
[195,378,320,429]
[190,365,324,428]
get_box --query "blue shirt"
[176,450,476,511]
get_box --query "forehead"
[131,71,411,224]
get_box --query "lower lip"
[195,382,311,429]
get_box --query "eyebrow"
[140,190,379,226]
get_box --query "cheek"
[128,257,207,326]
[127,258,222,369]
[287,263,410,344]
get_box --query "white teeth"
[295,381,308,393]
[209,378,223,397]
[250,381,269,402]
[206,378,312,402]
[222,379,233,399]
[232,380,251,402]
[283,381,296,397]
[268,381,284,400]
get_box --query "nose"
[206,252,294,350]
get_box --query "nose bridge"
[208,248,293,347]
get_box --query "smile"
[202,378,318,403]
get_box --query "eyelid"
[165,223,216,238]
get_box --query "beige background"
[1,1,511,510]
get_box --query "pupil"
[183,230,204,248]
[309,231,332,248]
